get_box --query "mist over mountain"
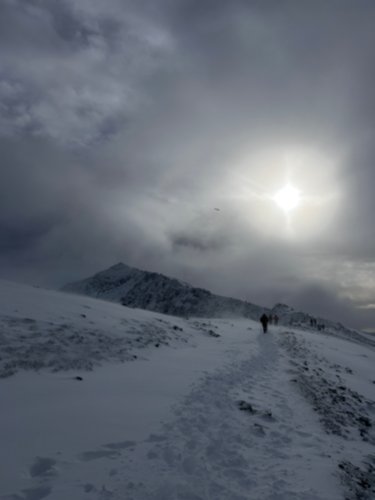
[62,263,372,347]
[62,262,267,320]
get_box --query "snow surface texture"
[0,279,374,499]
[62,262,266,320]
[0,280,190,378]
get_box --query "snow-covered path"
[2,327,344,500]
[107,330,342,500]
[1,281,374,500]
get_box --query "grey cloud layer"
[0,0,173,144]
[1,0,375,329]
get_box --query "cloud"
[282,282,375,331]
[0,0,174,145]
[1,0,375,330]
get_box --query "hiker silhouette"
[260,313,269,333]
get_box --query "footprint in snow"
[104,440,136,450]
[237,400,256,413]
[253,423,266,437]
[145,434,167,443]
[78,449,120,462]
[29,457,57,478]
[83,483,96,493]
[2,485,52,500]
[78,440,137,462]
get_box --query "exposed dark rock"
[238,400,256,414]
[62,263,266,320]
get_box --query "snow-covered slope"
[272,302,375,348]
[1,279,374,500]
[62,263,267,320]
[0,279,193,378]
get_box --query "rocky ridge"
[62,263,267,320]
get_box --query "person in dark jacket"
[260,313,269,333]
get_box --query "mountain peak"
[105,262,131,273]
[109,262,128,270]
[62,263,266,319]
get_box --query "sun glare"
[273,184,301,213]
[231,146,340,239]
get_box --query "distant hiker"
[260,313,269,333]
[268,315,273,325]
[274,314,279,325]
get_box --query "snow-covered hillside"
[62,263,266,320]
[0,279,193,378]
[62,264,372,349]
[272,303,375,348]
[0,279,374,499]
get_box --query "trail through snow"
[0,282,374,499]
[109,330,342,500]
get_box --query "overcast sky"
[1,0,375,330]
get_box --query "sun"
[273,184,301,213]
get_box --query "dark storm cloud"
[1,0,375,329]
